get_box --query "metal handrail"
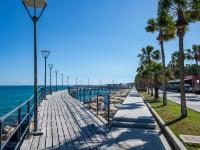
[0,86,51,150]
[0,87,43,122]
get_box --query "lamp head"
[23,0,47,8]
[48,64,53,69]
[41,50,50,58]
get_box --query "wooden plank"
[57,98,81,149]
[60,97,92,150]
[65,93,106,128]
[29,99,48,150]
[52,101,60,148]
[70,94,108,136]
[38,100,48,150]
[46,98,53,149]
[54,99,71,149]
[64,99,99,143]
[63,96,104,148]
[63,94,106,142]
[56,98,77,149]
[22,91,108,150]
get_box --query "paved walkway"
[100,89,170,150]
[21,91,108,150]
[159,90,200,112]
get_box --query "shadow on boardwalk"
[100,127,166,150]
[21,91,108,150]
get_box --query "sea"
[0,85,111,118]
[0,85,112,127]
[0,85,66,118]
[0,86,33,117]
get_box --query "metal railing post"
[83,88,85,103]
[27,101,30,137]
[80,88,82,101]
[78,88,80,101]
[68,87,70,94]
[76,86,78,99]
[96,93,99,115]
[108,95,110,125]
[89,90,91,109]
[77,88,79,100]
[17,107,22,142]
[0,120,2,150]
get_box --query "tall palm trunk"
[195,58,199,73]
[147,79,150,94]
[154,75,159,99]
[151,78,153,96]
[160,41,167,105]
[179,34,187,117]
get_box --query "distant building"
[126,82,134,88]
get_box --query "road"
[159,90,200,112]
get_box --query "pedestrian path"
[21,90,108,150]
[100,89,170,150]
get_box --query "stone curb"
[138,92,186,150]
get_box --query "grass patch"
[141,92,200,150]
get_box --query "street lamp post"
[67,76,69,90]
[76,77,78,98]
[22,0,47,133]
[76,77,78,86]
[88,78,90,88]
[61,74,64,90]
[55,70,59,91]
[41,50,50,99]
[49,64,53,93]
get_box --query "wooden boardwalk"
[21,91,108,150]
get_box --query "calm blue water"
[0,86,33,117]
[0,85,66,118]
[0,86,111,124]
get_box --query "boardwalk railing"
[0,87,52,150]
[68,86,113,102]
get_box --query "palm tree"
[152,62,163,99]
[159,0,200,117]
[185,45,200,74]
[171,51,180,78]
[146,8,175,106]
[137,46,160,96]
[152,49,161,61]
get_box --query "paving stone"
[180,135,200,144]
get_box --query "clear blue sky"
[0,0,199,85]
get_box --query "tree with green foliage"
[151,62,163,99]
[185,44,200,74]
[137,45,160,96]
[159,0,200,117]
[145,8,175,106]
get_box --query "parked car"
[168,80,192,93]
